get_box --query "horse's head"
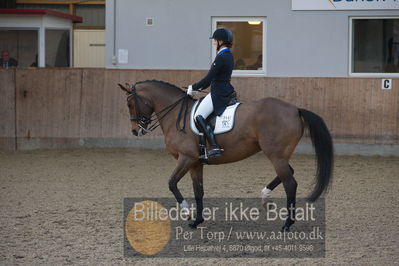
[118,83,154,136]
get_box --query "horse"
[118,80,333,231]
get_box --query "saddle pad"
[190,100,241,135]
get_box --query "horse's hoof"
[281,219,295,232]
[189,222,197,229]
[262,200,274,210]
[188,218,204,229]
[281,225,290,232]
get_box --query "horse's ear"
[118,83,130,93]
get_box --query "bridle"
[124,83,190,135]
[126,85,153,135]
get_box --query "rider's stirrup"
[208,147,223,158]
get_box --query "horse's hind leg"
[269,158,298,232]
[261,165,294,201]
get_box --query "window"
[0,29,38,68]
[212,17,266,76]
[351,17,399,76]
[75,5,105,29]
[45,29,70,67]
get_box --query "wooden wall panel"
[15,69,82,149]
[1,69,398,150]
[0,70,16,150]
[100,70,131,138]
[80,68,105,138]
[233,77,398,144]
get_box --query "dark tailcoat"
[192,48,235,116]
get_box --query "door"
[73,30,105,67]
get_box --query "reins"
[125,82,191,134]
[147,94,189,133]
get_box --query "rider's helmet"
[210,28,233,50]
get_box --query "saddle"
[190,92,240,163]
[190,92,240,135]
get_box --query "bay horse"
[119,80,333,231]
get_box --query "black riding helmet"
[210,28,233,50]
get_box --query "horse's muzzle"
[132,129,138,136]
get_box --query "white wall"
[106,0,399,77]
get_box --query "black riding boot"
[195,115,223,158]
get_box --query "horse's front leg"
[168,155,196,216]
[189,163,204,229]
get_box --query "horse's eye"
[127,103,132,108]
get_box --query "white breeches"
[194,93,214,119]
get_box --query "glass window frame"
[0,27,40,68]
[349,16,399,77]
[44,27,72,68]
[212,17,267,77]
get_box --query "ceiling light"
[248,21,261,25]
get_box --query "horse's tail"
[299,108,334,202]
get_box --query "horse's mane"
[135,79,185,94]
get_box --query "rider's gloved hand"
[187,85,199,96]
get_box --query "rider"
[187,28,235,158]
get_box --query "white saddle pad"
[190,100,241,135]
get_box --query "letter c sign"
[382,79,392,90]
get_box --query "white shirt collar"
[217,47,229,54]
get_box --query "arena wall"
[0,70,16,150]
[0,69,398,153]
